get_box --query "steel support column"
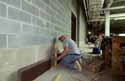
[105,10,110,36]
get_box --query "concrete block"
[8,33,51,48]
[8,35,24,48]
[0,48,17,69]
[32,0,48,9]
[47,7,54,15]
[0,3,6,17]
[38,27,50,35]
[22,24,33,33]
[0,0,20,8]
[8,7,31,23]
[32,16,44,27]
[0,48,18,81]
[0,18,21,34]
[39,10,50,20]
[50,1,60,13]
[58,0,64,4]
[22,0,39,16]
[7,34,36,48]
[32,26,40,33]
[16,48,35,67]
[0,34,6,48]
[42,0,49,4]
[25,0,32,2]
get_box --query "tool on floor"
[51,37,59,68]
[53,74,61,81]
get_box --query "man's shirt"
[63,38,80,55]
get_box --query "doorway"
[71,13,77,42]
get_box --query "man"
[57,35,81,69]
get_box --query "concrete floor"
[35,44,112,81]
[35,65,112,81]
[35,65,90,81]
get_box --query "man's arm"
[57,47,68,61]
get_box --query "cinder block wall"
[0,0,71,48]
[0,0,78,81]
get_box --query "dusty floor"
[35,65,112,81]
[35,44,112,81]
[82,67,112,81]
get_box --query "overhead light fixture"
[118,33,125,36]
[88,31,92,34]
[110,13,125,18]
[114,17,125,20]
[102,6,125,11]
[110,13,125,20]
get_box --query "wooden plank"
[112,36,120,79]
[18,60,51,81]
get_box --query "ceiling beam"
[88,6,125,12]
[114,0,125,3]
[89,6,125,13]
[89,13,125,22]
[83,0,89,21]
[107,0,114,8]
[89,17,125,22]
[102,6,125,11]
[110,13,125,18]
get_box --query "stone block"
[0,3,6,17]
[8,7,31,23]
[0,0,20,8]
[22,0,39,16]
[22,24,33,33]
[0,34,6,48]
[0,18,21,34]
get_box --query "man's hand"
[56,47,68,61]
[57,56,62,61]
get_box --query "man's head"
[58,35,66,42]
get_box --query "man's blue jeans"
[60,54,81,69]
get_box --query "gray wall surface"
[0,0,72,48]
[0,0,87,81]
